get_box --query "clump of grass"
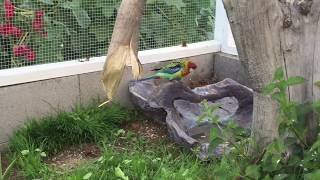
[9,103,131,155]
[55,137,215,180]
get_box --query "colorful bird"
[139,60,197,81]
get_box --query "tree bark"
[101,0,145,103]
[223,0,320,151]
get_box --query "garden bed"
[1,103,219,179]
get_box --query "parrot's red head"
[186,60,197,70]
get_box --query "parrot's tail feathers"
[137,76,159,81]
[150,68,161,71]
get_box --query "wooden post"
[223,0,320,151]
[101,0,145,104]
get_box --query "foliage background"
[0,0,215,69]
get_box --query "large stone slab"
[129,78,253,159]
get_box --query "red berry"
[4,0,15,21]
[0,23,23,38]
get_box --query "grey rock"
[129,78,253,159]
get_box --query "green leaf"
[73,8,91,28]
[83,172,93,179]
[19,0,38,10]
[274,67,284,80]
[271,92,285,103]
[284,137,297,147]
[39,0,54,5]
[40,152,47,157]
[115,129,126,136]
[210,127,219,140]
[310,139,320,152]
[89,24,111,41]
[123,160,132,165]
[21,150,29,156]
[146,0,157,4]
[200,0,211,9]
[245,165,260,179]
[266,140,285,155]
[263,83,277,95]
[63,1,91,28]
[305,170,320,180]
[315,81,320,88]
[273,174,288,180]
[115,166,128,180]
[164,0,186,11]
[96,0,120,17]
[262,175,272,180]
[209,137,224,152]
[97,156,104,162]
[313,101,320,112]
[286,76,305,86]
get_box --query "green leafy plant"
[1,0,215,69]
[263,67,308,148]
[198,67,320,179]
[16,148,51,179]
[198,100,250,159]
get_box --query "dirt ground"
[1,119,168,176]
[45,120,168,170]
[1,153,21,180]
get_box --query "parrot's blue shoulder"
[160,62,183,74]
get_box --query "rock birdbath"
[129,78,253,159]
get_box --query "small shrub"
[199,67,320,179]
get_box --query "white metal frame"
[0,1,236,87]
[214,0,238,55]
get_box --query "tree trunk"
[101,0,145,103]
[223,0,320,151]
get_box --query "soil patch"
[46,120,167,170]
[124,120,168,142]
[1,153,21,180]
[46,143,101,170]
[189,78,216,89]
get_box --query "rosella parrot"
[139,60,197,81]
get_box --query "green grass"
[5,102,218,179]
[9,103,131,155]
[55,140,216,180]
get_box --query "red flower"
[13,45,36,61]
[32,10,47,37]
[4,0,15,21]
[0,23,23,38]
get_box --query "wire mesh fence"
[0,0,215,70]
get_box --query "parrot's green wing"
[151,61,184,73]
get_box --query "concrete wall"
[214,53,250,87]
[0,53,215,147]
